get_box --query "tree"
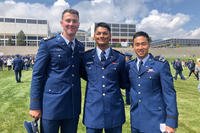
[16,30,26,46]
[7,37,14,46]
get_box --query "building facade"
[0,17,50,46]
[151,38,200,48]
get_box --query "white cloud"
[137,10,190,40]
[73,0,149,30]
[0,0,200,40]
[0,0,70,32]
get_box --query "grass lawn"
[0,63,200,133]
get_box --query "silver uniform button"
[102,85,105,88]
[102,76,105,78]
[102,93,106,96]
[138,84,141,87]
[138,76,141,79]
[102,67,104,70]
[72,74,75,77]
[138,92,141,94]
[72,56,74,58]
[139,99,141,102]
[49,89,51,92]
[72,84,74,87]
[72,65,75,67]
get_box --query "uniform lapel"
[131,59,139,75]
[103,48,117,67]
[56,34,72,53]
[138,54,154,75]
[93,48,102,67]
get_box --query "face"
[94,27,111,47]
[133,36,150,59]
[60,12,79,37]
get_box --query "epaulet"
[84,48,93,53]
[154,55,166,62]
[113,49,124,55]
[43,36,56,41]
[127,58,136,64]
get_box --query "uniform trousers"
[86,125,122,133]
[41,117,79,133]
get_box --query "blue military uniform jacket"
[82,48,128,129]
[30,34,84,120]
[13,57,24,71]
[127,54,178,132]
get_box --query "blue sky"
[0,0,200,40]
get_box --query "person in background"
[29,9,84,133]
[13,54,24,83]
[7,57,12,70]
[173,58,186,80]
[187,59,198,80]
[127,31,178,133]
[195,58,200,92]
[82,22,128,133]
[0,57,3,71]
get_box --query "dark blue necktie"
[100,51,106,62]
[68,41,73,51]
[138,60,143,71]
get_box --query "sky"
[0,0,200,40]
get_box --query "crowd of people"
[0,54,35,82]
[172,58,199,80]
[0,55,35,71]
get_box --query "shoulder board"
[154,55,166,62]
[84,48,94,53]
[113,49,124,55]
[127,58,136,63]
[43,36,56,41]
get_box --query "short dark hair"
[133,31,151,43]
[94,22,111,32]
[62,9,79,19]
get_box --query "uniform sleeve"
[30,40,49,110]
[160,61,178,128]
[119,56,130,90]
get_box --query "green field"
[0,64,200,133]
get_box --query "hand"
[165,126,175,133]
[29,110,41,120]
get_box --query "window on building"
[0,18,4,22]
[121,24,127,28]
[5,18,15,23]
[112,28,119,32]
[38,20,47,24]
[128,33,134,36]
[129,25,136,28]
[28,36,37,40]
[120,29,127,32]
[121,33,127,36]
[112,33,119,36]
[16,19,26,23]
[112,24,119,27]
[27,19,37,24]
[128,29,135,32]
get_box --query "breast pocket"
[51,52,70,69]
[107,64,119,81]
[85,63,97,82]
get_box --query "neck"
[97,44,109,51]
[62,32,75,42]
